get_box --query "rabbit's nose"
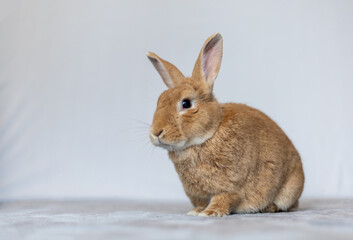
[151,129,164,138]
[156,129,164,137]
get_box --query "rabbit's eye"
[182,99,192,109]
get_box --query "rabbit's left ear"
[147,52,185,89]
[192,33,223,92]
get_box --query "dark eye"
[182,99,191,109]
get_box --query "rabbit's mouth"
[150,132,187,151]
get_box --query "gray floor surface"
[0,198,352,240]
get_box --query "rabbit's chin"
[153,133,214,152]
[152,140,187,152]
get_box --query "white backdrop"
[1,0,352,200]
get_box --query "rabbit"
[147,33,304,217]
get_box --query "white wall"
[0,0,352,200]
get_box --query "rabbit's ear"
[192,33,223,92]
[147,52,185,88]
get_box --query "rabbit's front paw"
[187,206,206,216]
[198,208,229,217]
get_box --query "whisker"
[131,118,151,127]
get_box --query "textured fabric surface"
[0,198,352,240]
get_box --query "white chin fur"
[165,134,212,151]
[153,140,187,152]
[183,132,213,149]
[150,133,212,152]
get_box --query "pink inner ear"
[148,56,173,88]
[155,62,171,85]
[202,37,222,83]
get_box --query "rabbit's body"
[147,33,304,217]
[170,103,304,215]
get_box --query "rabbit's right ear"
[192,33,223,92]
[147,52,185,88]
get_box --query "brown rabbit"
[147,33,304,217]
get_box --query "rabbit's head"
[148,33,223,151]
